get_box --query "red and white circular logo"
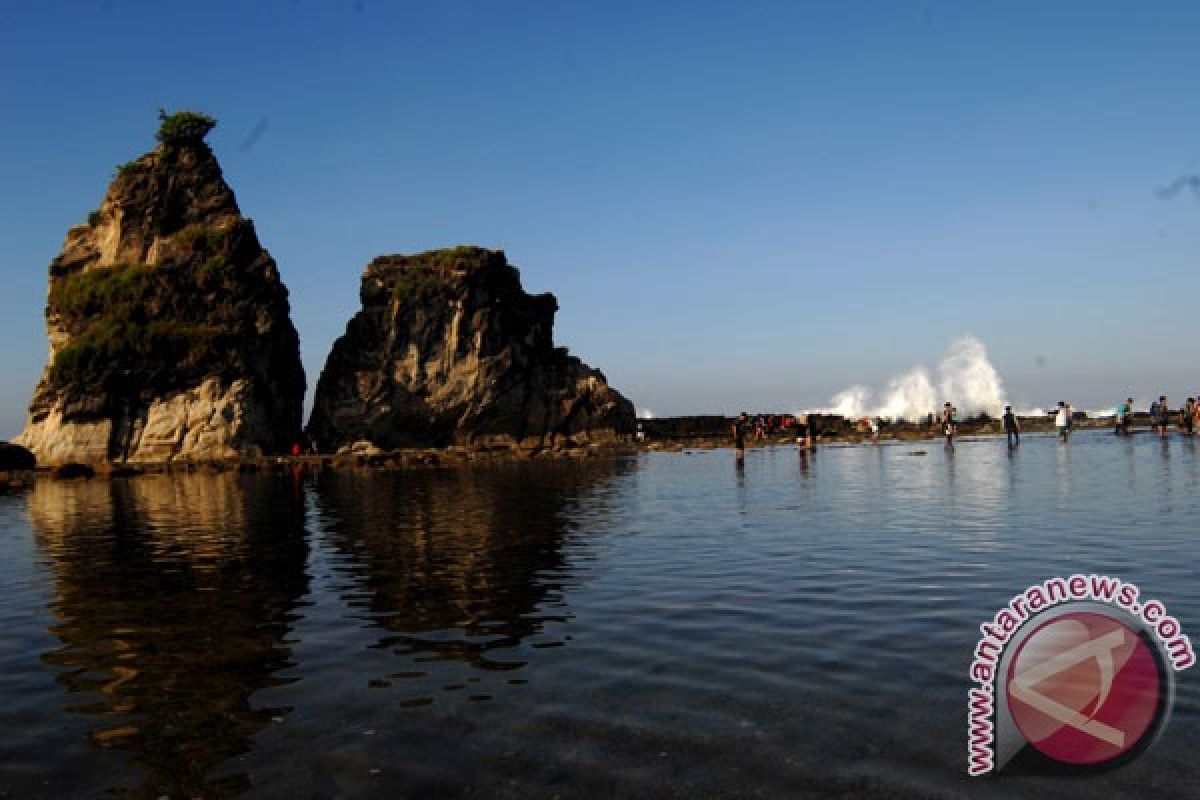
[1006,611,1165,766]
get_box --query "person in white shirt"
[1055,401,1071,442]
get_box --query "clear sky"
[2,0,1199,435]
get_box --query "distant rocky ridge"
[16,113,306,465]
[309,247,635,451]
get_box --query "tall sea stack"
[16,112,306,464]
[308,247,635,451]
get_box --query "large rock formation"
[309,247,634,450]
[16,112,305,464]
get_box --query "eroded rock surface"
[309,247,634,450]
[16,118,305,464]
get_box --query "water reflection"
[314,460,627,686]
[28,474,309,798]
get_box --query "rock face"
[16,115,305,465]
[309,247,634,450]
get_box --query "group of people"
[733,394,1200,460]
[732,412,816,462]
[954,396,1200,448]
[1143,396,1200,438]
[996,401,1080,445]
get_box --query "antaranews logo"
[967,574,1194,776]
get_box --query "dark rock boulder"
[53,463,96,480]
[309,247,634,450]
[0,443,36,471]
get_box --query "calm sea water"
[2,432,1199,798]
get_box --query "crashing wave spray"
[815,335,1006,421]
[937,337,1006,418]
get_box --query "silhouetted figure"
[733,412,748,465]
[1002,405,1019,447]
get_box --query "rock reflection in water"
[313,461,627,682]
[28,474,309,798]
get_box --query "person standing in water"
[1115,398,1129,435]
[1153,396,1170,437]
[942,402,956,446]
[1055,401,1071,442]
[804,414,817,449]
[733,412,748,464]
[1003,405,1019,447]
[1182,398,1196,437]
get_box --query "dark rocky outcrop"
[309,247,634,450]
[0,443,36,471]
[52,463,96,480]
[16,112,305,465]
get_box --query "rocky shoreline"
[0,440,639,485]
[0,411,1155,488]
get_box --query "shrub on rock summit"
[156,109,216,145]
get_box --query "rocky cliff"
[308,247,634,450]
[16,112,306,464]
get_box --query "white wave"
[811,335,1007,422]
[824,386,871,418]
[937,336,1005,418]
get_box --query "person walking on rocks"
[1003,405,1019,447]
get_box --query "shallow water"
[2,432,1199,798]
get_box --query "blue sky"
[2,1,1200,434]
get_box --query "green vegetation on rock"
[46,221,264,390]
[416,246,491,271]
[50,263,155,319]
[155,109,217,146]
[174,222,227,253]
[50,318,221,387]
[390,247,493,301]
[392,265,446,300]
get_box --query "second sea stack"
[309,247,635,451]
